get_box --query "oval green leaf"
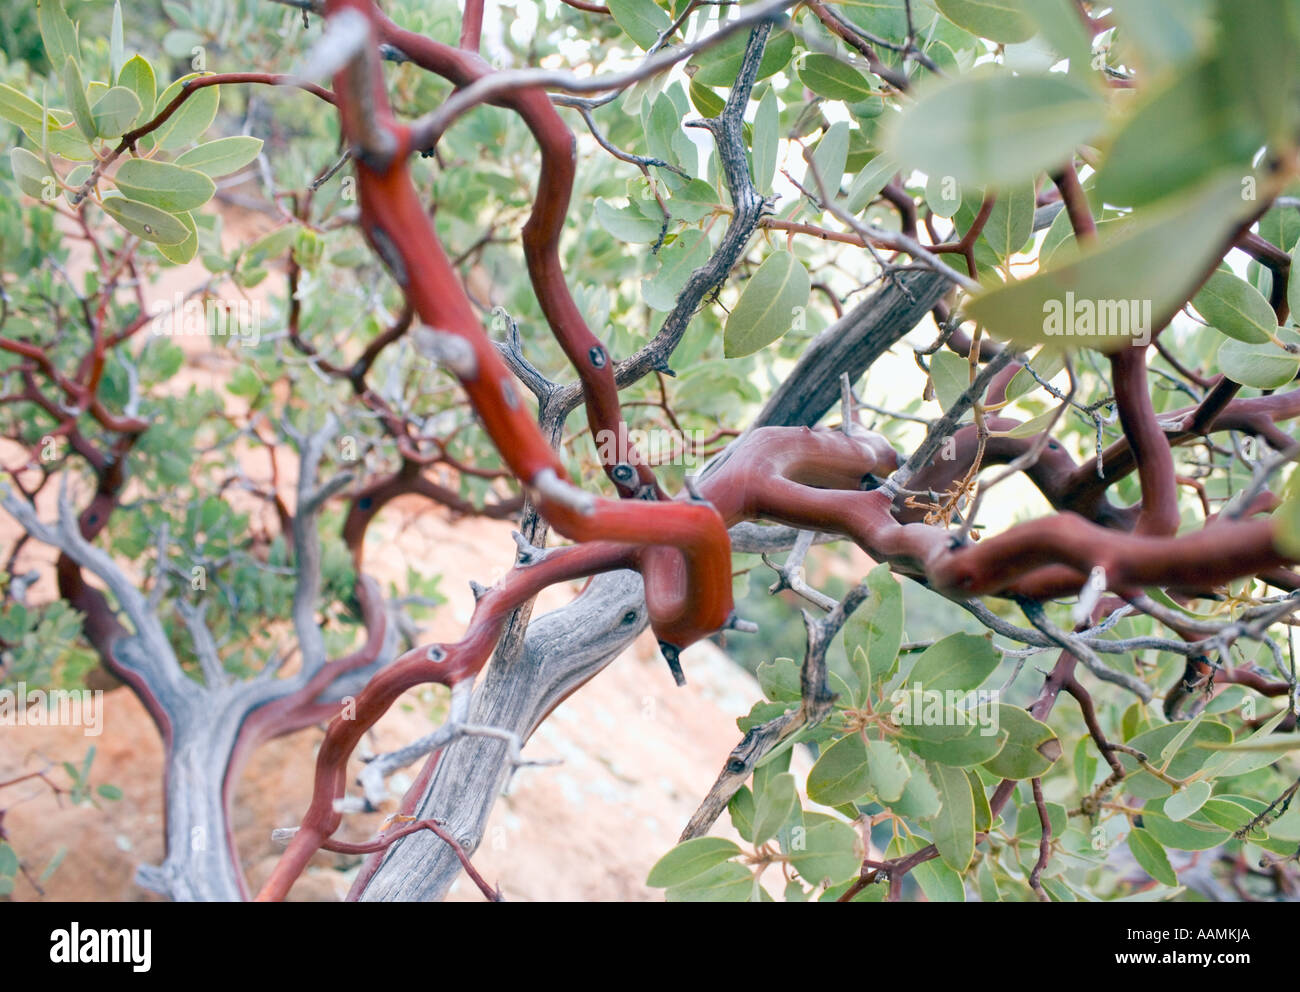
[62,56,95,140]
[151,75,219,150]
[174,135,263,178]
[9,148,51,199]
[99,194,191,244]
[117,55,156,124]
[723,249,811,358]
[909,632,1001,692]
[114,158,215,212]
[799,53,876,103]
[1127,828,1177,886]
[790,819,860,885]
[752,771,798,845]
[807,733,873,806]
[646,836,742,887]
[665,861,753,901]
[931,763,976,871]
[91,86,141,140]
[936,0,1035,42]
[980,705,1061,780]
[1193,269,1278,343]
[608,0,670,50]
[1217,338,1300,390]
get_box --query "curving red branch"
[326,0,733,654]
[372,9,668,501]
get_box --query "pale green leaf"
[175,135,263,178]
[723,249,811,358]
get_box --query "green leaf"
[1158,708,1209,766]
[175,136,263,178]
[595,197,663,243]
[752,772,798,845]
[1192,270,1278,344]
[981,705,1062,779]
[1291,242,1300,321]
[1164,781,1211,823]
[608,0,670,50]
[642,230,710,310]
[1107,0,1211,74]
[1204,732,1300,754]
[723,249,811,358]
[845,152,898,213]
[665,861,753,901]
[118,56,156,125]
[96,783,124,801]
[40,846,67,883]
[151,75,220,151]
[866,739,911,802]
[909,838,966,901]
[935,0,1034,42]
[965,170,1255,350]
[157,210,199,265]
[1097,54,1263,209]
[91,87,141,140]
[790,819,860,885]
[807,121,850,201]
[996,408,1062,438]
[983,182,1035,260]
[9,147,51,200]
[0,84,48,133]
[751,87,779,196]
[244,225,297,266]
[884,70,1104,189]
[63,56,95,140]
[844,564,903,692]
[799,54,876,103]
[1020,0,1093,71]
[756,657,801,702]
[1120,719,1233,798]
[666,178,717,222]
[925,172,965,219]
[689,30,795,87]
[1200,709,1289,777]
[968,769,993,832]
[645,92,682,170]
[110,1,126,81]
[646,836,742,886]
[1127,828,1177,886]
[728,785,756,842]
[898,719,1008,767]
[931,763,976,872]
[807,733,873,806]
[1193,798,1257,835]
[929,349,973,412]
[100,194,192,245]
[38,0,79,68]
[688,80,724,118]
[1217,337,1300,390]
[909,632,1000,691]
[0,841,17,877]
[114,158,215,213]
[893,763,942,819]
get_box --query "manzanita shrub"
[2,0,1300,904]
